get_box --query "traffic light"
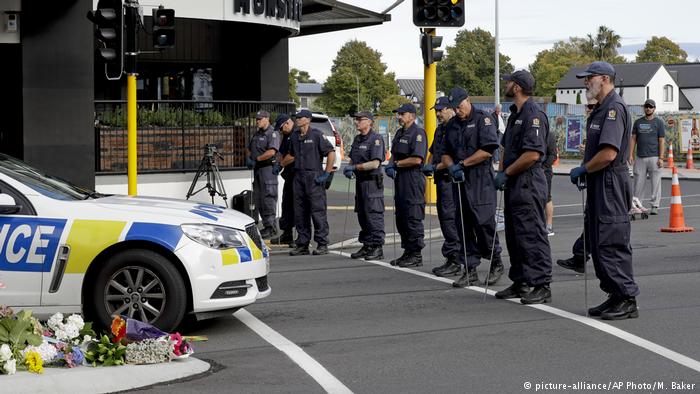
[413,0,465,27]
[152,7,175,49]
[87,0,123,65]
[420,33,443,66]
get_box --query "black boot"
[390,251,409,266]
[350,245,369,259]
[495,282,530,299]
[398,251,423,267]
[600,297,638,320]
[260,226,277,239]
[364,245,384,260]
[520,284,552,304]
[588,294,617,317]
[556,255,585,274]
[432,260,452,274]
[452,267,479,288]
[434,259,461,277]
[289,245,310,256]
[313,245,328,255]
[485,255,504,285]
[270,231,293,245]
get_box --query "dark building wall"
[260,37,289,101]
[0,44,23,159]
[22,0,95,188]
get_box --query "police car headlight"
[181,224,247,249]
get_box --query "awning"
[299,0,391,36]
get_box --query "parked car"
[311,112,342,170]
[0,154,270,331]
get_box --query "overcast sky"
[289,0,700,83]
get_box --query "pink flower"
[170,333,183,356]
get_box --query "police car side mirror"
[0,193,20,214]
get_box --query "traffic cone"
[660,167,694,233]
[686,141,694,169]
[667,143,675,168]
[553,152,560,167]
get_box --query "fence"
[94,100,296,174]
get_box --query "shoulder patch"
[532,118,540,127]
[484,117,492,126]
[416,134,423,142]
[272,133,277,138]
[608,109,617,120]
[375,139,380,145]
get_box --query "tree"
[529,39,594,97]
[636,36,688,63]
[378,95,411,115]
[580,25,626,63]
[288,69,300,106]
[437,28,514,96]
[317,40,399,116]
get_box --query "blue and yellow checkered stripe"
[221,235,266,266]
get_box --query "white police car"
[0,154,270,331]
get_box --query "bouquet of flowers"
[0,307,43,374]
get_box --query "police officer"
[344,111,385,260]
[281,109,336,256]
[423,97,462,277]
[493,70,553,304]
[246,110,280,239]
[441,87,503,287]
[384,103,427,267]
[270,114,296,247]
[570,61,639,319]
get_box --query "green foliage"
[378,95,411,115]
[288,69,300,106]
[84,335,127,367]
[292,68,317,83]
[530,39,594,98]
[99,107,234,128]
[576,91,582,104]
[0,310,43,360]
[317,40,399,116]
[579,25,626,63]
[636,36,688,63]
[437,28,514,96]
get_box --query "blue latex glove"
[314,171,331,185]
[343,165,356,179]
[384,163,397,179]
[422,163,435,177]
[245,156,256,169]
[570,166,587,186]
[493,171,508,190]
[447,163,465,182]
[272,163,282,176]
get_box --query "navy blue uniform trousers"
[394,168,425,253]
[294,170,329,247]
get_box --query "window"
[646,86,650,99]
[300,97,308,107]
[663,85,673,102]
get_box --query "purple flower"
[71,348,84,366]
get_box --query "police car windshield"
[0,155,95,201]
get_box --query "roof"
[297,83,323,95]
[665,63,700,88]
[556,63,664,89]
[299,0,391,36]
[397,79,424,101]
[679,89,693,110]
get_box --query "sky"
[289,0,700,83]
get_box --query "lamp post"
[495,0,500,106]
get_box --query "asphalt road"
[139,175,700,394]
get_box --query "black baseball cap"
[447,87,469,108]
[644,99,656,107]
[393,103,417,114]
[354,110,374,120]
[294,109,312,118]
[431,96,451,111]
[503,70,535,94]
[274,114,290,129]
[255,110,270,119]
[576,61,616,79]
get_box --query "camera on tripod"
[186,144,228,206]
[203,144,219,158]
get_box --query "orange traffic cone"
[667,143,675,168]
[687,141,695,169]
[660,167,694,233]
[553,152,560,167]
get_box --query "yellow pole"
[424,28,437,204]
[127,74,138,196]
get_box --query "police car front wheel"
[91,249,188,332]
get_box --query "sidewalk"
[0,357,210,393]
[552,159,700,180]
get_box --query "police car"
[0,154,270,331]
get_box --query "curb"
[0,357,210,394]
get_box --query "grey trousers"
[633,156,661,207]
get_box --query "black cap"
[503,70,535,94]
[393,103,416,114]
[274,114,290,130]
[431,96,451,111]
[576,61,616,79]
[255,110,270,119]
[354,110,374,120]
[644,99,656,107]
[294,109,312,118]
[447,87,469,108]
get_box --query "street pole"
[356,73,360,111]
[424,28,437,204]
[494,0,500,107]
[125,0,138,195]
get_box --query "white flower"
[23,342,58,363]
[55,328,69,341]
[3,358,16,375]
[0,344,11,362]
[63,324,80,340]
[66,314,85,331]
[47,312,64,331]
[83,335,92,343]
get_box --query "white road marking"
[554,204,700,218]
[330,251,700,374]
[234,309,353,394]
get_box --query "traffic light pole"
[125,1,139,196]
[424,28,437,204]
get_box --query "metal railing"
[94,100,296,174]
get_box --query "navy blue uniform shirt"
[502,97,549,169]
[349,129,385,176]
[584,90,629,165]
[429,122,450,166]
[289,127,334,171]
[444,108,500,163]
[248,125,280,159]
[391,122,427,162]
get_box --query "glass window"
[301,97,308,108]
[663,85,673,102]
[0,155,96,201]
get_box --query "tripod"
[186,144,228,207]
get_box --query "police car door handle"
[49,245,71,293]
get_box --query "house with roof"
[665,63,700,111]
[556,63,680,112]
[397,78,425,107]
[296,82,324,110]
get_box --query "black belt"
[255,161,274,169]
[356,173,382,181]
